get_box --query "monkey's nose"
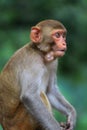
[62,41,66,46]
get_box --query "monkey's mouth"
[54,49,66,57]
[52,46,66,52]
[54,49,66,53]
[58,49,65,52]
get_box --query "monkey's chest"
[34,68,50,93]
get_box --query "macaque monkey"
[0,20,76,130]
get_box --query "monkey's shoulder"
[2,43,58,77]
[2,44,42,70]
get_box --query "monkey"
[0,19,76,130]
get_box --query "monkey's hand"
[60,122,70,130]
[67,109,76,130]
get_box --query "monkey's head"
[30,19,67,62]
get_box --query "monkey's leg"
[40,91,52,112]
[2,92,52,130]
[1,104,37,130]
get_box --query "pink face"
[51,29,67,58]
[30,26,67,62]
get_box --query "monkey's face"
[44,29,67,62]
[30,21,67,62]
[51,29,67,57]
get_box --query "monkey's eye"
[62,33,66,38]
[55,32,60,38]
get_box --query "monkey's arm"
[47,73,76,130]
[20,70,61,130]
[21,90,61,130]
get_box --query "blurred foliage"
[0,0,87,130]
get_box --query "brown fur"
[0,77,51,130]
[0,61,51,130]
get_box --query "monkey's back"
[0,44,45,130]
[0,43,45,112]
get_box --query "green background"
[0,0,87,130]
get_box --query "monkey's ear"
[30,26,41,43]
